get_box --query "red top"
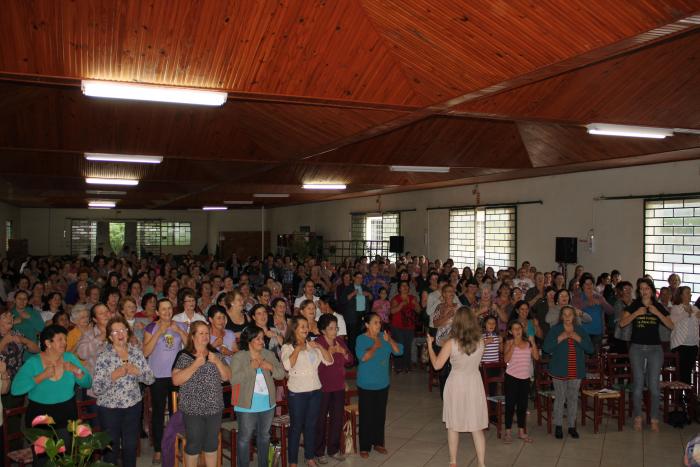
[315,335,354,393]
[390,294,418,330]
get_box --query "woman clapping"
[172,321,231,467]
[93,316,155,467]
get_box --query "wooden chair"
[220,385,243,467]
[2,405,32,467]
[660,353,695,422]
[480,361,506,438]
[76,397,100,429]
[173,391,222,467]
[271,378,290,467]
[581,388,624,434]
[342,370,359,455]
[604,352,634,418]
[534,358,555,434]
[581,354,604,390]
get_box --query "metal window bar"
[70,220,97,257]
[644,198,700,302]
[322,240,390,264]
[137,220,163,257]
[449,209,476,270]
[484,206,517,270]
[351,214,366,241]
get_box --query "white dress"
[442,340,489,432]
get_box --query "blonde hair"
[449,306,481,355]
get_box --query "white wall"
[19,208,269,256]
[268,159,700,279]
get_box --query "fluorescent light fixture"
[85,190,126,196]
[85,152,163,164]
[81,80,227,106]
[390,165,450,173]
[585,123,673,139]
[253,193,290,198]
[202,206,228,211]
[85,177,139,186]
[302,184,347,190]
[224,200,254,205]
[88,201,116,208]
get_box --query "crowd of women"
[0,252,697,467]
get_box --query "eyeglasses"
[110,329,128,335]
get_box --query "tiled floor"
[137,369,694,467]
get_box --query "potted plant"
[23,414,113,467]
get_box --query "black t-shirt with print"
[624,299,669,345]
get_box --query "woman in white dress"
[427,307,487,467]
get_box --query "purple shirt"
[316,335,354,393]
[145,321,187,378]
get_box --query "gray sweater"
[229,349,286,409]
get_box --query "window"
[449,206,517,270]
[644,198,700,301]
[365,216,383,242]
[161,222,192,246]
[70,220,97,256]
[348,212,401,259]
[4,220,12,251]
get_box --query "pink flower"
[57,445,66,454]
[31,415,55,427]
[75,424,92,438]
[33,436,49,455]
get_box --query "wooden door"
[219,231,270,260]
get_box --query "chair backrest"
[76,398,100,431]
[222,384,234,418]
[274,378,289,414]
[480,361,507,395]
[662,352,680,381]
[605,352,632,387]
[534,358,552,389]
[344,369,358,405]
[3,404,27,463]
[171,391,179,413]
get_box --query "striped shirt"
[506,342,532,380]
[481,332,500,363]
[567,339,577,379]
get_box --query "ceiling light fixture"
[81,80,228,106]
[88,200,116,208]
[585,123,673,139]
[202,206,228,211]
[302,184,347,190]
[390,165,450,173]
[85,152,163,164]
[85,177,139,186]
[85,190,127,196]
[253,194,290,198]
[224,200,254,205]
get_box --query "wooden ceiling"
[1,0,700,209]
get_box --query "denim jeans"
[235,408,274,467]
[97,402,142,467]
[629,343,663,420]
[287,390,321,463]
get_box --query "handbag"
[343,419,354,455]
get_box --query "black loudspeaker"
[389,236,405,254]
[555,237,578,264]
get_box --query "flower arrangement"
[23,415,113,467]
